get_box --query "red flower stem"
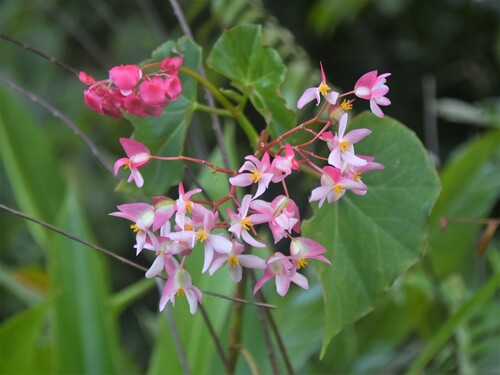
[296,149,324,173]
[152,155,236,175]
[297,121,332,149]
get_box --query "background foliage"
[1,0,499,374]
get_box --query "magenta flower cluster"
[79,57,183,118]
[97,59,391,314]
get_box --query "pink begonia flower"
[250,195,300,243]
[79,71,96,85]
[229,153,274,199]
[227,195,265,248]
[114,138,151,188]
[354,70,391,118]
[345,156,385,196]
[123,94,146,117]
[109,65,142,93]
[289,237,331,270]
[139,77,169,107]
[160,56,183,74]
[297,62,339,109]
[84,87,124,118]
[109,202,155,254]
[271,144,299,183]
[142,233,187,279]
[163,75,182,101]
[209,240,266,282]
[253,252,309,297]
[327,113,371,172]
[309,166,367,207]
[175,182,202,222]
[152,196,176,231]
[159,259,202,314]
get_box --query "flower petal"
[297,87,320,109]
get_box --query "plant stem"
[193,102,232,117]
[227,276,246,374]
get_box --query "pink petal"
[145,255,165,278]
[324,91,339,105]
[238,254,267,269]
[184,289,199,314]
[119,138,150,159]
[201,246,214,273]
[291,272,309,290]
[229,173,253,187]
[344,129,372,144]
[129,168,144,188]
[208,255,228,275]
[370,99,384,118]
[114,158,129,175]
[242,230,266,248]
[297,87,320,109]
[207,234,232,254]
[229,266,243,282]
[275,275,291,297]
[374,96,391,106]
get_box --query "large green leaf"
[428,130,500,277]
[302,113,441,356]
[207,24,296,140]
[117,37,201,196]
[0,300,51,374]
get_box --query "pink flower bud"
[160,56,183,74]
[139,78,167,106]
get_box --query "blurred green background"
[1,0,499,374]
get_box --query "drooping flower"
[354,70,391,118]
[159,259,202,314]
[289,237,331,270]
[227,195,265,248]
[209,240,266,282]
[271,144,299,183]
[142,232,187,279]
[344,155,385,196]
[114,138,151,188]
[229,153,274,199]
[309,166,367,207]
[253,252,309,297]
[327,113,371,171]
[297,62,339,109]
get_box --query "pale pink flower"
[151,196,176,231]
[309,166,367,207]
[253,252,309,297]
[354,70,391,118]
[271,144,299,183]
[175,182,202,223]
[345,156,385,196]
[159,259,202,314]
[229,153,274,199]
[327,113,371,172]
[227,195,265,248]
[250,195,300,243]
[289,237,331,270]
[297,62,339,109]
[142,233,186,279]
[209,241,266,282]
[114,138,151,188]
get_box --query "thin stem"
[151,155,236,175]
[0,33,79,75]
[0,75,113,174]
[193,102,232,117]
[198,304,229,370]
[0,203,275,309]
[227,277,246,374]
[239,346,261,375]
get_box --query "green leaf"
[117,37,202,196]
[428,130,500,277]
[207,24,296,140]
[0,300,51,374]
[302,113,441,356]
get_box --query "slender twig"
[0,74,114,174]
[227,278,246,374]
[239,346,261,375]
[155,279,192,375]
[0,33,79,75]
[0,203,275,309]
[198,304,229,369]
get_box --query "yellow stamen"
[318,82,330,96]
[341,99,353,111]
[339,140,349,152]
[123,161,130,170]
[249,170,260,183]
[130,224,142,234]
[185,201,193,213]
[241,217,253,230]
[196,230,207,242]
[297,258,308,269]
[177,288,185,297]
[334,184,345,197]
[352,172,361,182]
[184,224,193,231]
[228,255,239,268]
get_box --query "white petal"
[297,87,320,109]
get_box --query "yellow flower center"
[334,184,345,197]
[228,255,239,268]
[249,170,260,183]
[185,201,193,213]
[130,224,142,234]
[341,99,353,111]
[196,229,207,242]
[184,224,193,231]
[352,172,361,182]
[177,288,185,297]
[123,161,130,170]
[319,82,330,96]
[339,140,349,152]
[241,217,253,230]
[297,258,308,269]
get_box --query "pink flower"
[327,113,371,171]
[152,196,176,231]
[175,182,202,222]
[159,260,202,314]
[114,138,152,188]
[250,195,300,243]
[253,252,309,297]
[297,62,339,109]
[139,78,168,107]
[345,155,385,196]
[354,70,391,118]
[160,56,183,74]
[309,166,367,207]
[209,240,266,282]
[109,65,142,93]
[227,195,265,248]
[271,144,299,183]
[289,237,331,269]
[229,153,274,199]
[142,234,186,279]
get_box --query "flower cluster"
[79,56,183,118]
[105,61,390,314]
